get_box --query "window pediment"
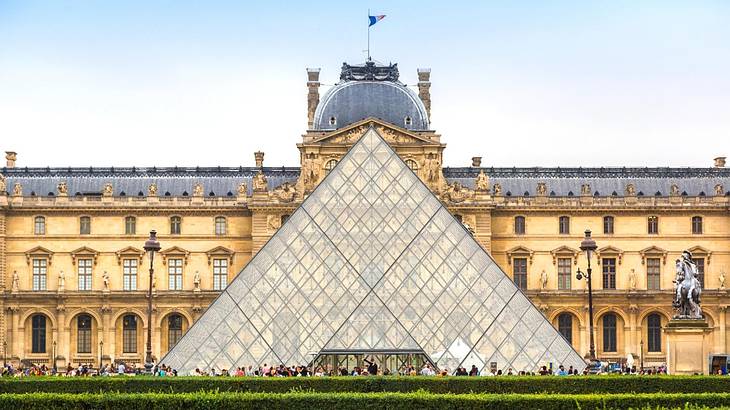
[71,246,99,265]
[687,245,712,264]
[116,246,144,265]
[596,246,623,265]
[506,246,534,265]
[25,246,54,265]
[206,246,234,265]
[160,246,190,265]
[640,246,668,265]
[550,245,579,265]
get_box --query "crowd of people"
[0,361,673,377]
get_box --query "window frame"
[602,313,617,353]
[324,159,338,175]
[215,216,227,236]
[557,257,572,290]
[170,216,182,235]
[405,159,419,172]
[32,258,48,291]
[603,215,614,235]
[34,216,46,235]
[213,258,229,290]
[122,315,138,354]
[602,257,617,290]
[646,257,661,290]
[557,313,573,344]
[125,216,137,235]
[648,216,659,235]
[77,258,93,291]
[647,313,662,353]
[123,258,138,291]
[558,216,570,235]
[692,257,705,288]
[512,257,528,290]
[691,216,703,235]
[79,216,91,235]
[77,314,92,354]
[168,258,183,291]
[168,314,183,350]
[514,216,526,235]
[31,314,47,354]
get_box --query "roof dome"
[312,61,430,131]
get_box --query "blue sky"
[1,1,728,167]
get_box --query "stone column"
[719,306,727,353]
[9,306,20,360]
[628,305,639,355]
[55,306,67,368]
[101,307,113,363]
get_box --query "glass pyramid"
[161,128,586,374]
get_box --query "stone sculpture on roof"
[475,170,489,192]
[536,182,547,196]
[272,182,297,203]
[12,182,22,196]
[193,183,204,197]
[148,183,158,197]
[252,171,268,192]
[57,181,68,196]
[0,174,6,194]
[103,183,113,197]
[715,184,725,196]
[581,183,591,196]
[625,183,636,196]
[671,184,680,196]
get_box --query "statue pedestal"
[666,318,711,375]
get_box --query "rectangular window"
[559,216,570,235]
[647,258,661,290]
[692,258,705,288]
[168,258,183,290]
[557,258,571,290]
[692,216,703,234]
[80,216,91,235]
[34,217,46,235]
[123,259,138,291]
[125,217,136,235]
[32,258,47,291]
[78,258,93,291]
[512,258,527,290]
[603,216,614,234]
[603,315,617,352]
[648,216,659,234]
[602,258,616,289]
[213,258,228,290]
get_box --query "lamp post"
[640,339,644,372]
[3,340,7,367]
[52,340,57,373]
[99,340,104,371]
[575,229,598,363]
[143,230,161,374]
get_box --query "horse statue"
[672,250,703,319]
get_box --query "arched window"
[603,216,614,234]
[324,159,338,175]
[559,216,570,235]
[647,313,662,352]
[280,214,290,225]
[404,116,413,127]
[453,214,463,223]
[405,159,419,172]
[80,216,91,235]
[170,216,182,235]
[514,216,526,235]
[328,116,336,126]
[215,216,227,236]
[122,315,138,354]
[602,313,617,352]
[168,314,183,349]
[125,216,136,235]
[34,216,46,235]
[31,314,47,353]
[692,216,703,234]
[558,313,573,344]
[77,314,92,354]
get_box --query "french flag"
[369,15,386,27]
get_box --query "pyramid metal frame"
[161,127,586,374]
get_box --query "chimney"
[254,151,265,169]
[471,157,482,167]
[5,151,17,168]
[714,156,726,168]
[306,68,321,129]
[417,68,432,121]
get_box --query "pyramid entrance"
[311,349,435,375]
[161,127,586,375]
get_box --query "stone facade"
[1,63,729,370]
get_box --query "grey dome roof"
[313,63,429,131]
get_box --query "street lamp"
[99,340,104,371]
[3,340,7,367]
[52,340,57,373]
[640,339,644,373]
[143,230,161,374]
[575,229,598,363]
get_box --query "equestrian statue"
[672,250,703,319]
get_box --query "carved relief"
[625,183,636,196]
[103,183,113,197]
[442,181,473,203]
[475,170,489,192]
[581,183,591,196]
[493,183,502,196]
[670,184,680,196]
[57,181,68,196]
[715,184,725,196]
[536,182,547,196]
[237,181,247,196]
[252,171,268,192]
[299,153,323,192]
[12,182,22,196]
[148,183,158,196]
[272,181,297,203]
[266,214,281,232]
[0,174,6,194]
[193,182,204,197]
[420,153,442,189]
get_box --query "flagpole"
[367,9,370,61]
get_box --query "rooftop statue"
[672,250,703,319]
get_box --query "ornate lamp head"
[143,230,161,253]
[580,229,597,258]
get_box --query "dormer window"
[328,116,336,126]
[404,116,412,127]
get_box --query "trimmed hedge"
[0,391,730,410]
[2,375,730,395]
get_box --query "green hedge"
[2,375,730,395]
[0,391,730,410]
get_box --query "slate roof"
[2,166,728,197]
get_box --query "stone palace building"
[1,60,728,370]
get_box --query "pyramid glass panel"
[162,127,586,374]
